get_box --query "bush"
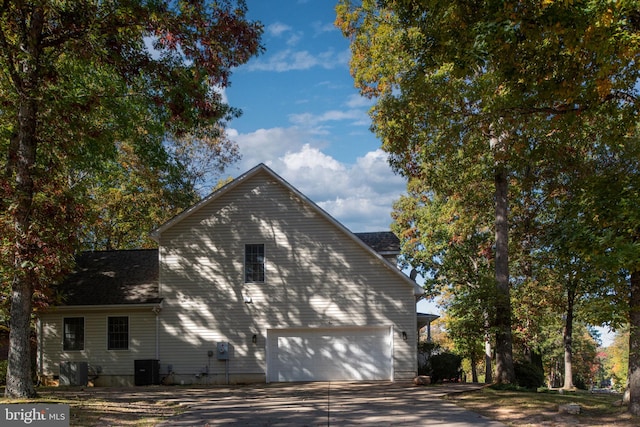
[417,342,440,376]
[430,352,462,383]
[514,361,545,389]
[573,374,588,390]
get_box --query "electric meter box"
[217,342,229,360]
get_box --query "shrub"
[573,374,588,390]
[417,342,440,376]
[430,352,462,383]
[514,361,545,389]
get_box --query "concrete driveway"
[155,382,506,426]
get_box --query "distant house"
[37,164,424,386]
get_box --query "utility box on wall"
[217,342,229,360]
[134,359,160,386]
[59,361,88,386]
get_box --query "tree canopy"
[1,0,263,397]
[338,0,640,412]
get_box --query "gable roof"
[54,165,422,307]
[55,249,162,307]
[151,163,422,297]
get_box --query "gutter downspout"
[152,306,161,360]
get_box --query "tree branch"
[0,8,23,90]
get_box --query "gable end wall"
[157,171,416,382]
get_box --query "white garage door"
[267,326,393,382]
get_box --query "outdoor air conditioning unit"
[59,361,88,386]
[134,359,160,386]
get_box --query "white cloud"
[246,48,349,72]
[226,127,314,171]
[313,21,338,36]
[226,127,406,232]
[267,22,292,37]
[266,22,301,46]
[345,94,374,109]
[288,109,365,127]
[285,32,303,46]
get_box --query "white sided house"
[37,164,424,386]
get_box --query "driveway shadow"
[149,382,505,426]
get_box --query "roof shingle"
[57,249,161,306]
[354,232,400,254]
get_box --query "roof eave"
[151,163,423,297]
[39,301,163,313]
[150,163,267,241]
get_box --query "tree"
[576,134,640,412]
[392,188,496,382]
[337,0,640,387]
[606,326,630,392]
[536,210,605,390]
[80,132,240,251]
[0,0,262,397]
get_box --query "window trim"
[244,243,265,283]
[107,316,130,351]
[63,317,85,351]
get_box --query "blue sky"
[220,1,442,318]
[219,1,615,344]
[222,0,407,234]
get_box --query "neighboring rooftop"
[56,249,161,306]
[354,232,400,254]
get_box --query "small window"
[245,244,265,282]
[108,316,129,350]
[63,317,84,351]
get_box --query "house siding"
[38,307,158,386]
[157,170,416,383]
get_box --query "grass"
[0,387,182,426]
[448,386,636,426]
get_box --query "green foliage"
[418,340,440,356]
[417,341,439,376]
[0,0,263,397]
[430,352,462,383]
[1,0,264,287]
[604,326,630,392]
[514,361,545,390]
[338,0,640,396]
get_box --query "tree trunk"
[492,138,515,384]
[484,312,493,384]
[563,285,576,390]
[5,95,39,398]
[628,270,640,416]
[471,356,479,383]
[4,6,44,397]
[6,277,36,398]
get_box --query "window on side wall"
[108,316,129,350]
[63,317,84,351]
[245,244,265,283]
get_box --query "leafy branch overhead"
[0,0,263,398]
[338,0,640,412]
